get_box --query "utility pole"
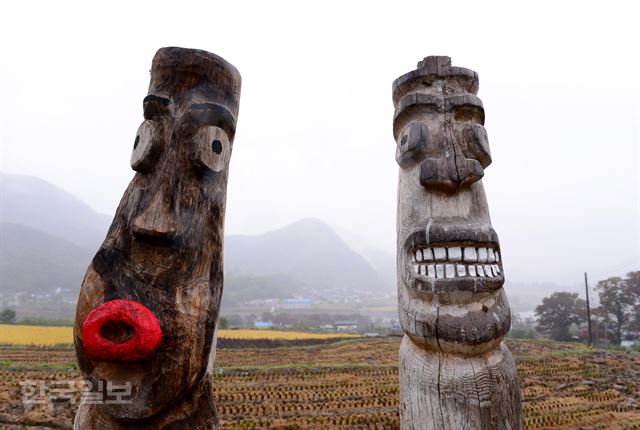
[585,272,593,347]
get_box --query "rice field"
[0,325,73,346]
[0,324,357,346]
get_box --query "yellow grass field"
[0,325,72,345]
[0,325,357,346]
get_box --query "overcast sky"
[1,0,638,287]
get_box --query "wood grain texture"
[73,47,241,429]
[394,56,523,429]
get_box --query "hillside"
[0,174,393,300]
[225,218,389,295]
[221,273,309,308]
[0,173,111,249]
[0,223,92,293]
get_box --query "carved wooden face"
[73,48,240,421]
[394,57,510,355]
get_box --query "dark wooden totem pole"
[73,47,241,429]
[393,56,523,429]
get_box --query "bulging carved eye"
[396,121,429,168]
[193,126,231,172]
[131,120,163,172]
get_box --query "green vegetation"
[535,292,585,341]
[0,308,16,324]
[534,270,640,347]
[19,316,74,326]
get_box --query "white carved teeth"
[413,245,499,264]
[433,247,447,261]
[412,245,502,279]
[445,264,455,278]
[477,247,488,263]
[485,265,494,277]
[463,247,477,262]
[468,265,477,277]
[411,261,501,279]
[423,248,434,261]
[448,247,462,261]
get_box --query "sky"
[0,0,638,287]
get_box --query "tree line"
[534,271,639,346]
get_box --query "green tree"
[218,317,229,329]
[0,308,17,324]
[595,275,635,345]
[535,292,585,341]
[626,271,640,339]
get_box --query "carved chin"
[85,362,155,420]
[398,285,511,354]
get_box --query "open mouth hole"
[100,321,134,343]
[132,231,174,247]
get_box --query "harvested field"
[1,338,639,429]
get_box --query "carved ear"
[131,120,165,172]
[192,126,231,173]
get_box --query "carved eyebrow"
[189,103,236,134]
[190,102,228,112]
[143,95,171,106]
[447,94,483,110]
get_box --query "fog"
[1,0,638,287]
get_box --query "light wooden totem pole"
[73,47,241,429]
[393,56,523,429]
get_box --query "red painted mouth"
[82,299,162,362]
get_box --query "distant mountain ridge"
[0,222,92,293]
[225,218,390,295]
[0,173,111,249]
[0,174,394,298]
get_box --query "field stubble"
[1,338,639,429]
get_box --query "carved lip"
[402,224,504,294]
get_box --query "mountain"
[359,247,396,290]
[221,273,308,308]
[0,173,111,249]
[0,174,392,300]
[0,222,92,293]
[332,226,396,291]
[225,218,389,295]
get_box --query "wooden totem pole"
[73,47,241,429]
[393,56,523,429]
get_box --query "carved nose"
[81,299,162,362]
[131,190,178,241]
[420,155,484,192]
